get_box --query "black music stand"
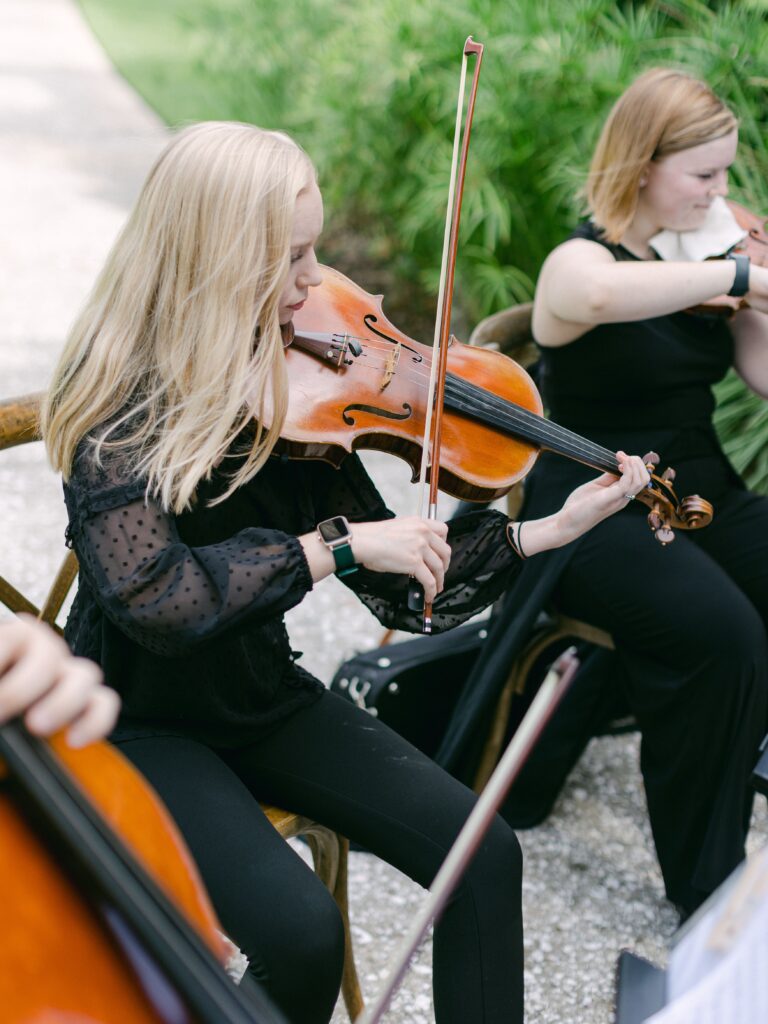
[614,950,667,1024]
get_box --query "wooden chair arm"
[0,393,43,450]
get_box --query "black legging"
[114,690,523,1024]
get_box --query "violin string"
[446,387,618,470]
[303,333,622,470]
[443,375,620,470]
[336,359,619,471]
[347,355,619,469]
[348,355,620,469]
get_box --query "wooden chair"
[466,307,617,792]
[0,393,364,1021]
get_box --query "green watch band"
[330,541,357,577]
[316,516,359,578]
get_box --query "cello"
[0,717,283,1023]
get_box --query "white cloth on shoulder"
[649,196,746,262]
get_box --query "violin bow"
[355,647,580,1023]
[408,36,484,633]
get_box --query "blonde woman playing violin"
[527,67,768,920]
[43,122,648,1023]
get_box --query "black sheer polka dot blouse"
[63,434,523,747]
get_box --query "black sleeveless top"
[524,221,741,518]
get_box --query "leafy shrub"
[81,0,768,486]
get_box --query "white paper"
[645,848,768,1024]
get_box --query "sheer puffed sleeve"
[64,445,313,657]
[313,454,523,633]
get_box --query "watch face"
[318,516,349,544]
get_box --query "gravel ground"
[1,3,766,1022]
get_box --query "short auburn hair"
[586,68,737,242]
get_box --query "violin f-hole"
[341,402,413,426]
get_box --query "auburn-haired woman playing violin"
[42,122,647,1023]
[524,67,768,919]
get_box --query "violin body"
[285,266,540,502]
[691,199,768,315]
[279,266,712,539]
[728,199,768,269]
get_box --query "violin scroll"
[638,453,713,545]
[678,494,715,528]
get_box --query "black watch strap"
[727,252,750,297]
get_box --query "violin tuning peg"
[647,511,663,532]
[643,451,659,471]
[661,467,676,484]
[654,525,675,545]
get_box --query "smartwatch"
[726,252,750,297]
[316,516,358,577]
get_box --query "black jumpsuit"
[63,436,525,1024]
[502,221,768,914]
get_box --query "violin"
[0,720,281,1023]
[692,199,768,315]
[726,199,768,269]
[276,265,713,544]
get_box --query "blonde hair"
[586,68,737,242]
[43,121,316,512]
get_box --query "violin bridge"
[381,343,401,390]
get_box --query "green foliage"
[80,0,768,486]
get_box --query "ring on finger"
[624,493,636,501]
